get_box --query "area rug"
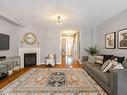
[1,68,107,95]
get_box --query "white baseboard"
[56,62,61,64]
[39,63,45,65]
[39,62,61,65]
[79,59,82,64]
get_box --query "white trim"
[60,30,80,63]
[19,47,41,68]
[56,62,61,64]
[60,32,62,64]
[37,62,60,65]
[79,59,82,64]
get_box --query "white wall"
[0,18,93,63]
[96,9,127,57]
[15,25,61,63]
[0,19,18,57]
[14,25,93,63]
[80,27,93,57]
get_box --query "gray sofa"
[82,59,127,95]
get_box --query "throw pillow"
[113,64,124,69]
[95,55,104,65]
[122,59,127,69]
[103,54,113,63]
[88,56,95,63]
[101,60,112,72]
[111,58,119,68]
[113,56,125,64]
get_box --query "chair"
[45,54,56,67]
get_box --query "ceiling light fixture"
[55,16,63,25]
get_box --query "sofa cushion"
[93,67,110,85]
[82,61,101,67]
[103,54,113,63]
[84,63,110,85]
[122,59,127,69]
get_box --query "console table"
[0,56,21,79]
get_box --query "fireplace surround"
[19,48,41,68]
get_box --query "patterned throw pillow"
[111,58,119,68]
[101,60,112,72]
[113,64,124,69]
[95,56,104,65]
[113,56,125,64]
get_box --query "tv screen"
[0,33,9,50]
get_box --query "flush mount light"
[55,16,63,25]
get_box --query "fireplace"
[19,48,41,68]
[24,53,36,67]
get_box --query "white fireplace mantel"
[19,47,41,68]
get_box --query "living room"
[0,0,127,95]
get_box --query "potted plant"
[84,46,98,55]
[84,46,98,63]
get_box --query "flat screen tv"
[0,33,9,50]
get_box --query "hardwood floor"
[61,55,82,68]
[0,56,82,89]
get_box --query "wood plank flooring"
[0,56,82,89]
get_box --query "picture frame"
[118,28,127,49]
[105,32,116,49]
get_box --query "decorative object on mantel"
[105,32,116,49]
[23,32,37,45]
[118,28,127,49]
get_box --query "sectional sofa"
[81,55,127,95]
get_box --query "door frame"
[60,30,80,64]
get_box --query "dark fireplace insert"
[24,53,36,67]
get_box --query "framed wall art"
[118,28,127,49]
[105,32,116,49]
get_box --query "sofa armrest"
[110,69,127,95]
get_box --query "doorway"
[60,30,80,67]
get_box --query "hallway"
[61,31,80,68]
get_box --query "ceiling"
[0,0,127,28]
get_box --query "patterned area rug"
[1,68,107,95]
